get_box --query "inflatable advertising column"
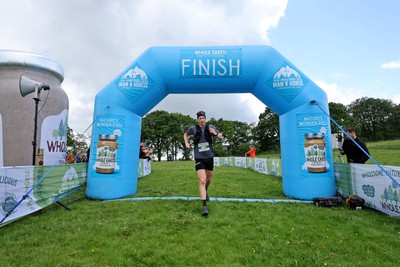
[86,105,141,199]
[0,50,68,166]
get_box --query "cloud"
[315,78,400,105]
[393,95,400,104]
[315,80,358,105]
[381,59,400,70]
[0,0,288,133]
[153,93,266,123]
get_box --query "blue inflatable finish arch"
[86,45,335,200]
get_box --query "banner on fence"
[138,158,151,178]
[0,164,87,225]
[1,159,152,226]
[214,157,281,177]
[335,163,400,216]
[334,163,352,197]
[352,164,400,216]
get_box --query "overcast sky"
[1,0,400,133]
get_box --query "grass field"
[1,141,400,266]
[366,139,400,166]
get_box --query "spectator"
[66,151,74,164]
[245,146,257,158]
[340,127,370,164]
[75,150,82,163]
[139,141,153,160]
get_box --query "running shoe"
[202,206,209,216]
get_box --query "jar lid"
[99,134,118,141]
[0,50,64,82]
[304,133,324,139]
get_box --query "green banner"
[34,163,87,207]
[333,163,351,197]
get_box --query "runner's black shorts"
[195,157,214,171]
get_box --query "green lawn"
[1,156,400,266]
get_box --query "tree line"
[67,97,400,161]
[140,97,400,161]
[329,97,400,141]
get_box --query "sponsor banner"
[33,164,87,207]
[0,166,38,224]
[246,157,255,170]
[297,114,332,176]
[219,157,235,167]
[143,159,151,176]
[180,48,242,78]
[40,109,68,165]
[213,157,220,167]
[90,115,125,177]
[254,158,267,174]
[334,163,352,197]
[351,164,400,216]
[0,164,87,225]
[214,157,281,177]
[138,159,143,177]
[267,158,281,177]
[235,157,246,168]
[138,159,152,178]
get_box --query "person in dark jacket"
[340,127,370,163]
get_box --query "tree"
[348,97,394,141]
[208,118,252,156]
[252,107,280,152]
[141,111,196,161]
[386,103,400,140]
[67,127,75,148]
[66,127,88,155]
[141,111,255,159]
[167,113,195,161]
[139,96,400,160]
[328,102,355,134]
[141,110,172,161]
[174,113,196,160]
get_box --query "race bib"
[198,142,210,152]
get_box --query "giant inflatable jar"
[0,50,69,166]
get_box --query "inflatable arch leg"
[86,105,141,199]
[86,45,335,200]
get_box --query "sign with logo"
[115,65,154,103]
[254,158,266,174]
[180,48,242,78]
[89,115,125,177]
[297,114,331,175]
[235,157,246,168]
[40,109,68,165]
[352,164,400,216]
[246,157,255,170]
[268,63,307,102]
[138,158,151,178]
[0,164,87,225]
